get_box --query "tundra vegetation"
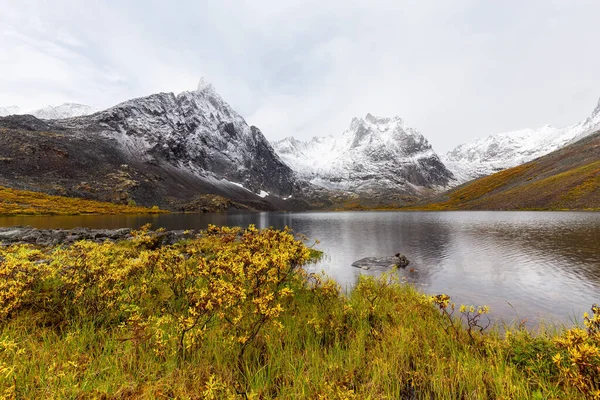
[0,186,166,216]
[0,225,598,399]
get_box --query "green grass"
[0,226,596,398]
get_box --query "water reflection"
[1,211,599,326]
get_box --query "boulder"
[351,254,410,270]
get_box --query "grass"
[0,226,598,398]
[0,185,167,216]
[405,160,600,211]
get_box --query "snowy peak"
[196,77,214,93]
[59,81,296,197]
[443,96,600,184]
[593,97,600,117]
[0,106,20,117]
[344,113,431,157]
[273,114,454,195]
[0,103,96,119]
[31,103,97,119]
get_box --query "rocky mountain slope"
[419,130,600,210]
[0,80,309,211]
[273,114,454,201]
[443,98,600,183]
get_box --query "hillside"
[0,185,166,216]
[443,97,600,183]
[416,131,600,210]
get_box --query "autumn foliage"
[0,226,597,398]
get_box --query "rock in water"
[351,254,410,270]
[394,253,410,268]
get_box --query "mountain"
[0,106,20,117]
[0,103,96,119]
[30,103,97,119]
[419,130,600,210]
[272,114,454,201]
[0,80,307,211]
[444,98,600,183]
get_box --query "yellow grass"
[0,186,167,216]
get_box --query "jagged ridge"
[273,114,454,197]
[0,80,307,211]
[443,97,600,183]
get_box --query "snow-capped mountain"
[31,103,97,119]
[568,97,600,143]
[273,114,454,196]
[0,106,20,117]
[0,103,96,119]
[56,78,297,198]
[443,97,600,183]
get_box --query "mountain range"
[271,97,600,201]
[0,80,598,211]
[0,103,97,119]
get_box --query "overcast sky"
[2,0,600,152]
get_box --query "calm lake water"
[2,211,599,327]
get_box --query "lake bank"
[1,226,596,398]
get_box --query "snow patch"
[225,180,247,190]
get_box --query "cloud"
[1,0,600,152]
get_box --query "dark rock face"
[351,254,410,270]
[0,227,197,247]
[0,114,59,131]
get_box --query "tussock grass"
[0,185,167,216]
[0,226,597,398]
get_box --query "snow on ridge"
[443,97,600,184]
[31,103,98,119]
[197,77,214,92]
[0,103,97,119]
[0,106,20,117]
[273,113,453,193]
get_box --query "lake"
[2,211,599,328]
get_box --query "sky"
[2,0,600,153]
